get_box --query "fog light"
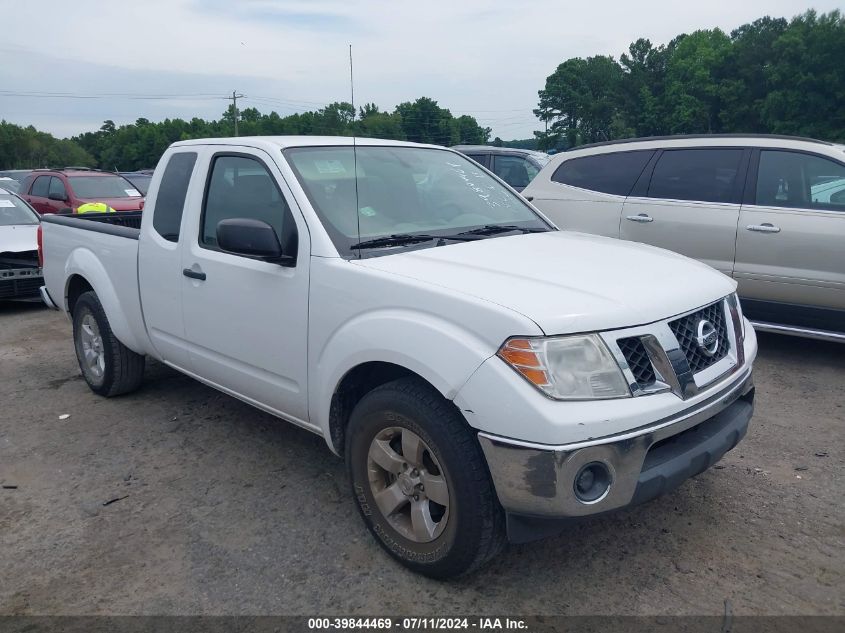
[574,462,612,503]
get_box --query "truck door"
[138,150,199,372]
[179,148,311,425]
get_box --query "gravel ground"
[0,301,842,616]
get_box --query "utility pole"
[231,90,244,136]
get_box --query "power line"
[0,90,229,101]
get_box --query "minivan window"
[647,149,743,203]
[153,152,197,241]
[756,150,845,212]
[552,150,654,196]
[201,155,296,257]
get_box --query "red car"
[22,168,145,214]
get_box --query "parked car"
[0,170,33,193]
[452,145,550,191]
[120,170,154,196]
[0,177,20,193]
[40,136,757,578]
[21,168,144,215]
[0,186,42,300]
[523,134,845,342]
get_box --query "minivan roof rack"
[570,133,833,151]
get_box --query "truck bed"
[41,211,149,354]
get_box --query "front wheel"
[346,377,505,578]
[72,291,145,397]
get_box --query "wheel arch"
[327,361,463,455]
[62,248,149,355]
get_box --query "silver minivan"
[523,134,845,342]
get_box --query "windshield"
[285,145,550,257]
[122,174,152,195]
[0,194,39,226]
[68,175,142,199]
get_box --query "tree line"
[1,8,842,169]
[534,9,845,149]
[0,97,490,171]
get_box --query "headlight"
[498,334,631,400]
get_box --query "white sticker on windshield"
[0,199,15,207]
[314,160,346,174]
[125,189,141,197]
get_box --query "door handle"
[626,213,653,223]
[182,268,207,281]
[746,223,781,234]
[523,195,534,202]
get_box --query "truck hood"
[78,197,144,211]
[0,224,39,253]
[355,231,737,334]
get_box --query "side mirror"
[48,191,67,201]
[217,218,290,263]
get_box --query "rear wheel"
[72,291,145,397]
[346,377,505,578]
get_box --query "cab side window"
[201,155,298,258]
[756,150,845,212]
[48,177,67,200]
[30,176,50,197]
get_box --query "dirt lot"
[0,301,842,616]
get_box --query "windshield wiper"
[351,233,479,250]
[456,224,549,237]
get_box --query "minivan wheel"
[72,291,145,397]
[346,377,505,578]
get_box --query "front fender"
[64,247,149,355]
[309,308,502,443]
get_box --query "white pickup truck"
[40,136,757,578]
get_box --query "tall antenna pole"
[231,90,244,136]
[348,44,355,119]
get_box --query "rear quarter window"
[153,152,198,242]
[551,150,655,196]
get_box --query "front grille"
[617,337,656,387]
[0,277,42,299]
[668,301,729,373]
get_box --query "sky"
[0,0,840,141]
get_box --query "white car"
[522,134,845,342]
[0,186,42,300]
[39,137,757,577]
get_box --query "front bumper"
[0,270,43,300]
[478,367,754,540]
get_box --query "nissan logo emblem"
[696,319,719,357]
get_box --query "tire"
[346,377,505,578]
[72,291,145,397]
